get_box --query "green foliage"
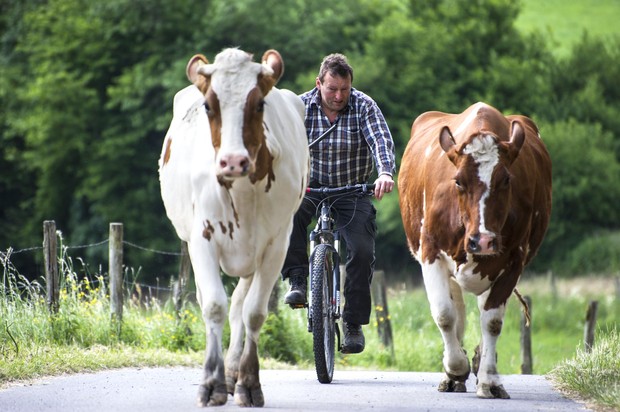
[565,232,620,276]
[550,326,620,411]
[259,307,312,364]
[534,120,620,272]
[1,0,620,279]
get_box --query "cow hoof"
[225,374,237,395]
[197,381,228,407]
[477,383,510,399]
[234,383,264,407]
[438,377,467,393]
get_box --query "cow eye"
[455,179,464,192]
[204,102,210,114]
[257,100,265,113]
[502,174,511,187]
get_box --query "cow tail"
[513,288,531,327]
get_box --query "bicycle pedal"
[287,303,307,309]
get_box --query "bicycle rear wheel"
[310,243,335,383]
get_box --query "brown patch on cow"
[228,221,235,239]
[250,146,275,192]
[242,88,274,190]
[162,137,172,165]
[203,220,215,240]
[217,176,233,189]
[219,221,227,234]
[227,193,240,229]
[205,88,222,152]
[487,318,503,336]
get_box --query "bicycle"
[303,183,375,384]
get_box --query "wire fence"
[1,230,186,295]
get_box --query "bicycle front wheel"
[310,243,336,384]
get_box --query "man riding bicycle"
[281,53,395,354]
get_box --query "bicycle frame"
[309,200,342,325]
[305,184,375,384]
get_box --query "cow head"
[439,120,525,255]
[186,48,283,186]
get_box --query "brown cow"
[399,102,552,398]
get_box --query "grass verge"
[549,327,620,411]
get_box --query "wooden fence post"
[520,295,533,374]
[43,220,59,313]
[371,270,394,356]
[584,300,598,352]
[109,223,124,324]
[174,241,191,313]
[547,270,557,302]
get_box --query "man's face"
[316,72,351,114]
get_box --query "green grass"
[515,0,620,56]
[274,275,619,376]
[2,244,619,411]
[550,327,620,411]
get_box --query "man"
[281,53,395,354]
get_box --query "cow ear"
[506,120,526,164]
[439,126,459,163]
[261,49,284,82]
[257,50,283,96]
[186,54,209,83]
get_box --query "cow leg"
[475,290,510,399]
[225,276,252,394]
[422,260,470,392]
[189,240,229,407]
[233,244,285,407]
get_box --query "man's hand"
[373,174,394,200]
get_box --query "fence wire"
[1,236,185,293]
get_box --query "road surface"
[0,368,591,411]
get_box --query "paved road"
[0,368,591,411]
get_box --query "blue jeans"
[282,192,377,325]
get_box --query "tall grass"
[550,326,620,411]
[269,275,620,376]
[1,240,618,404]
[0,247,205,384]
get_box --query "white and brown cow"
[159,48,309,407]
[399,102,552,399]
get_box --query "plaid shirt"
[300,87,396,187]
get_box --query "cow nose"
[218,154,250,177]
[467,234,481,253]
[467,233,497,254]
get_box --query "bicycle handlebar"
[306,183,376,196]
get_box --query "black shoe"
[342,322,365,354]
[284,273,307,306]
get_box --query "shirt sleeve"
[361,99,396,177]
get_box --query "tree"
[533,119,620,271]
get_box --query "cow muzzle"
[466,232,498,255]
[216,153,253,179]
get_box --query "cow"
[398,102,552,399]
[158,48,309,407]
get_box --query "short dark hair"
[318,53,353,83]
